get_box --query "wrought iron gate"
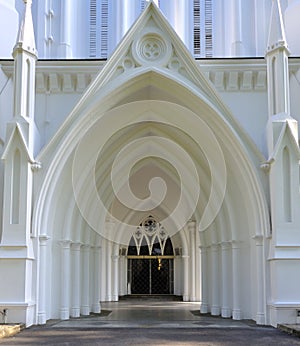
[128,257,174,295]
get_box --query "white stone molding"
[132,28,172,67]
[31,161,42,172]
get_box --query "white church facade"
[0,0,300,328]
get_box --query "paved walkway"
[1,300,300,345]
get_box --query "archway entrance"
[127,216,175,295]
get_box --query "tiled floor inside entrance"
[50,299,260,329]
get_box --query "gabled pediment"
[270,120,300,161]
[76,1,224,115]
[2,123,34,162]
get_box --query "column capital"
[231,240,242,250]
[71,242,82,251]
[91,245,102,250]
[187,219,197,232]
[81,244,90,250]
[252,235,264,246]
[39,235,50,245]
[211,243,220,251]
[111,255,119,262]
[59,240,71,249]
[220,241,232,250]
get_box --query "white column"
[232,241,241,320]
[160,0,175,26]
[221,242,231,318]
[122,0,137,36]
[81,245,90,315]
[106,240,112,301]
[119,250,126,296]
[59,0,72,57]
[112,254,119,301]
[174,255,181,296]
[199,246,208,313]
[174,0,188,44]
[37,235,50,324]
[60,240,71,320]
[92,246,101,313]
[71,242,81,317]
[188,220,196,301]
[211,244,220,315]
[254,235,265,325]
[100,239,106,301]
[231,0,244,56]
[182,255,189,301]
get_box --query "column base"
[112,295,119,302]
[232,309,242,320]
[221,307,231,318]
[37,312,46,325]
[71,307,80,318]
[211,305,221,316]
[60,308,69,320]
[200,303,208,314]
[256,312,265,325]
[183,295,189,302]
[92,303,101,313]
[105,295,112,302]
[80,305,89,316]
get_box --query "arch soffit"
[33,71,269,243]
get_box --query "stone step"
[120,295,183,301]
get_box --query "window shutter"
[194,0,201,56]
[194,0,213,58]
[89,0,109,58]
[89,0,97,57]
[100,0,108,58]
[205,0,213,57]
[140,0,146,12]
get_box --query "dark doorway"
[129,258,173,295]
[127,217,175,295]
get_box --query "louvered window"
[194,0,213,58]
[89,0,109,58]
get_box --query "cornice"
[1,58,300,93]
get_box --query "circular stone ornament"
[132,29,172,66]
